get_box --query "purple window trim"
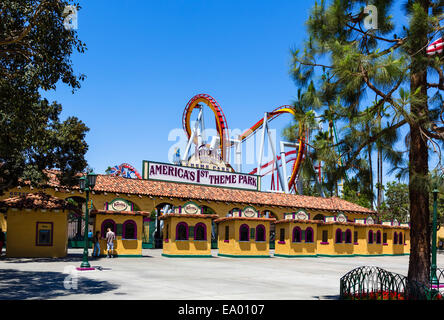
[278,241,286,244]
[224,240,229,243]
[305,227,314,243]
[344,229,352,244]
[176,222,189,240]
[335,228,342,243]
[122,219,137,240]
[239,224,250,242]
[164,239,169,243]
[368,230,374,244]
[292,227,302,243]
[383,243,388,246]
[255,224,266,242]
[353,242,359,245]
[35,222,54,247]
[376,231,382,244]
[320,241,329,245]
[101,219,116,238]
[194,222,207,241]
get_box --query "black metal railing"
[340,266,444,300]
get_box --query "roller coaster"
[181,93,311,194]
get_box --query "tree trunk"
[407,0,430,284]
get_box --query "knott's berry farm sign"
[142,161,261,191]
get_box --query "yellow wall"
[274,221,318,257]
[162,216,213,256]
[217,219,271,257]
[94,214,143,256]
[6,208,68,258]
[0,213,6,231]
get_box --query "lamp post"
[431,182,439,286]
[79,172,97,269]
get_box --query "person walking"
[92,231,101,257]
[105,227,115,258]
[0,228,5,256]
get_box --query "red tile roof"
[0,191,80,212]
[34,170,376,215]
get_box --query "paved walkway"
[0,249,443,300]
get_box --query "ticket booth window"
[305,228,314,243]
[376,231,382,244]
[36,222,53,246]
[101,219,116,238]
[383,232,388,244]
[176,222,188,240]
[399,232,403,244]
[335,229,342,243]
[224,225,229,241]
[256,225,266,242]
[240,224,249,242]
[368,230,374,244]
[194,223,206,241]
[293,227,302,243]
[322,230,328,243]
[123,220,137,239]
[345,229,352,244]
[394,232,398,244]
[279,228,285,242]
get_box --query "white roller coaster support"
[267,130,286,194]
[257,113,268,176]
[182,107,203,161]
[279,141,299,194]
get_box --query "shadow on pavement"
[313,295,340,300]
[1,253,84,264]
[0,269,119,300]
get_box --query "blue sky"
[41,0,439,193]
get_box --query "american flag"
[427,38,444,55]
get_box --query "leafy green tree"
[379,181,410,222]
[342,176,373,209]
[0,1,88,192]
[288,0,444,283]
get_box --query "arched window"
[305,227,314,243]
[394,232,398,244]
[176,222,188,240]
[194,223,207,241]
[239,224,249,241]
[256,224,266,242]
[376,231,381,244]
[293,227,302,243]
[313,214,325,221]
[123,220,137,239]
[399,232,403,245]
[335,228,342,243]
[345,229,352,244]
[368,230,374,244]
[101,219,116,238]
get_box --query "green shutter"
[301,230,305,241]
[250,228,255,239]
[189,226,194,238]
[116,224,123,236]
[342,231,346,242]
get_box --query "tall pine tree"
[290,0,444,283]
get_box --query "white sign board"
[143,161,260,191]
